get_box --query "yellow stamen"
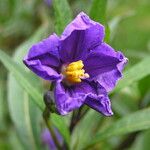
[63,60,89,84]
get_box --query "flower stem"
[69,106,89,133]
[43,108,62,150]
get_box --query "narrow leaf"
[84,108,150,149]
[51,114,70,146]
[89,0,109,42]
[71,110,102,150]
[7,26,48,149]
[53,0,72,34]
[115,57,150,92]
[90,0,107,24]
[0,49,44,111]
[109,11,135,41]
[8,84,40,149]
[0,80,6,130]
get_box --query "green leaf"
[71,110,102,150]
[115,57,150,92]
[138,75,150,97]
[112,84,140,117]
[8,128,24,150]
[0,50,44,111]
[8,85,41,149]
[0,80,6,130]
[13,26,48,62]
[53,0,72,35]
[6,26,47,149]
[0,48,44,148]
[51,114,70,146]
[89,0,109,43]
[130,130,150,150]
[125,50,150,60]
[109,11,135,41]
[84,108,150,149]
[90,0,107,24]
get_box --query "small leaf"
[84,108,150,149]
[53,0,72,35]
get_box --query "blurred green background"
[0,0,150,150]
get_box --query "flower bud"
[44,91,58,114]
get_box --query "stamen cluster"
[62,60,89,84]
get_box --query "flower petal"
[23,34,61,81]
[84,81,113,116]
[54,79,113,116]
[59,12,105,63]
[54,79,87,115]
[85,95,113,116]
[84,43,128,92]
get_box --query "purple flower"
[23,12,127,116]
[41,128,62,150]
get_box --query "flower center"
[62,60,89,84]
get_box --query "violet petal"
[23,34,61,81]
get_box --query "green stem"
[43,108,62,150]
[69,106,89,134]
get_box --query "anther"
[62,60,89,84]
